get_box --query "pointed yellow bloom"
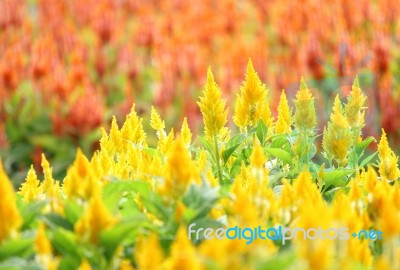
[250,139,266,168]
[345,77,366,129]
[75,193,117,244]
[78,260,92,270]
[35,223,52,255]
[40,154,55,195]
[323,95,352,166]
[63,149,100,199]
[135,233,164,270]
[119,260,135,270]
[180,117,192,146]
[164,227,203,270]
[163,137,199,196]
[150,106,165,132]
[294,78,316,131]
[19,165,40,202]
[234,59,272,131]
[120,104,147,149]
[275,90,291,134]
[0,161,22,244]
[378,129,400,181]
[197,67,228,140]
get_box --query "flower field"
[0,61,400,269]
[1,0,400,270]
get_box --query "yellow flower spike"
[234,59,272,131]
[109,116,121,152]
[0,161,22,244]
[163,137,199,196]
[345,77,366,129]
[75,193,117,244]
[119,260,135,270]
[40,154,55,195]
[250,138,266,168]
[378,197,400,238]
[197,67,228,140]
[378,129,400,181]
[164,227,203,270]
[343,239,373,269]
[120,104,147,148]
[135,233,164,270]
[78,260,92,270]
[19,165,41,202]
[294,77,316,131]
[275,90,292,134]
[158,128,175,155]
[293,172,321,204]
[174,201,186,222]
[150,106,165,132]
[196,149,208,172]
[35,223,52,255]
[322,95,352,166]
[180,117,192,146]
[63,149,100,199]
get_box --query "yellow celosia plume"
[234,59,272,131]
[275,90,291,134]
[378,129,400,181]
[19,165,40,201]
[0,161,22,244]
[197,67,228,140]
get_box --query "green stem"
[214,135,223,184]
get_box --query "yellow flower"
[35,223,52,255]
[197,67,228,140]
[164,227,203,270]
[63,149,101,199]
[163,137,199,196]
[378,129,400,181]
[250,138,266,168]
[150,106,165,132]
[120,104,147,149]
[322,95,352,166]
[75,193,117,244]
[345,77,366,130]
[180,117,192,146]
[135,233,164,270]
[119,260,135,270]
[0,161,22,244]
[78,260,92,270]
[234,59,272,131]
[275,90,291,134]
[294,77,316,131]
[19,165,40,202]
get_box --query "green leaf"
[265,148,292,165]
[100,221,137,261]
[50,229,80,258]
[355,137,376,156]
[256,120,268,144]
[222,133,248,163]
[42,213,74,231]
[58,255,82,270]
[0,258,41,270]
[255,251,296,270]
[324,169,354,188]
[359,152,378,168]
[18,198,47,230]
[0,238,34,261]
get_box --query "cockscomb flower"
[294,78,316,131]
[378,129,400,181]
[275,90,292,134]
[180,117,192,146]
[135,233,165,270]
[197,67,228,140]
[345,77,366,131]
[19,165,40,202]
[164,227,203,270]
[120,104,147,150]
[75,193,117,244]
[323,95,352,166]
[63,149,100,199]
[163,137,199,196]
[0,161,22,244]
[234,59,272,131]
